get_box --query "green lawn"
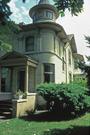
[0,113,90,135]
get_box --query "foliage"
[84,36,90,61]
[15,89,27,99]
[22,0,84,16]
[73,78,87,88]
[78,35,90,89]
[22,0,26,3]
[79,62,90,90]
[0,1,20,52]
[85,36,90,47]
[37,83,90,116]
[0,0,11,24]
[54,0,84,16]
[0,21,20,52]
[0,40,12,52]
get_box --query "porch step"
[0,100,12,118]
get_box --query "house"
[73,53,85,82]
[0,0,84,117]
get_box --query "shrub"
[37,83,90,116]
[73,78,87,88]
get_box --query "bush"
[37,83,90,116]
[73,78,87,88]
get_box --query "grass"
[0,113,90,135]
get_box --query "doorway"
[17,70,25,92]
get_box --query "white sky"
[8,0,90,57]
[57,0,90,57]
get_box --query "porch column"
[12,68,17,96]
[25,65,29,93]
[0,66,1,92]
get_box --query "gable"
[68,34,77,53]
[0,51,38,64]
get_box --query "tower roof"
[29,0,59,23]
[38,0,50,5]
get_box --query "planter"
[14,95,23,100]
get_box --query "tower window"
[44,63,55,83]
[25,36,34,52]
[46,11,53,19]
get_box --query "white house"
[0,0,84,117]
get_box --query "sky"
[8,0,90,57]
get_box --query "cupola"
[29,0,59,23]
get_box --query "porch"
[0,51,38,117]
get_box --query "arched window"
[68,50,71,65]
[25,36,34,52]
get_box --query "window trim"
[43,63,55,83]
[25,36,34,52]
[46,10,53,20]
[68,49,72,65]
[69,72,72,83]
[62,57,66,71]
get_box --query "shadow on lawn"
[43,126,90,135]
[21,111,83,122]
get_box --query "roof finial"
[38,0,50,5]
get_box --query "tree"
[22,0,84,16]
[0,0,85,22]
[0,0,20,52]
[79,61,90,91]
[85,36,90,61]
[79,36,90,90]
[0,21,20,52]
[85,36,90,48]
[54,0,84,16]
[0,0,11,24]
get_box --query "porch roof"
[0,51,38,67]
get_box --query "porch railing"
[0,92,12,101]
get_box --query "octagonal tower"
[29,0,59,23]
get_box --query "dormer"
[29,0,59,23]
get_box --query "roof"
[73,53,84,61]
[68,34,77,53]
[38,0,50,4]
[20,22,68,41]
[0,51,38,65]
[29,0,59,19]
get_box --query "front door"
[18,70,25,92]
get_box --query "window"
[68,50,71,65]
[74,60,78,69]
[46,11,53,19]
[59,43,61,56]
[33,15,36,21]
[44,63,55,83]
[1,68,11,92]
[25,36,34,52]
[38,11,44,18]
[69,73,72,83]
[62,57,65,71]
